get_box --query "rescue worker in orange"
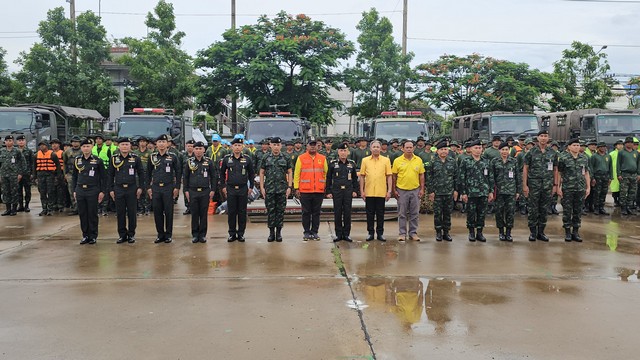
[294,139,328,241]
[35,140,61,216]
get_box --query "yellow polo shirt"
[359,155,392,197]
[392,155,425,190]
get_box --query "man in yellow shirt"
[359,140,393,241]
[392,140,425,242]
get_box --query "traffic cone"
[208,201,217,215]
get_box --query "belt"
[117,183,131,188]
[81,184,88,189]
[158,183,164,187]
[191,187,208,192]
[340,185,346,189]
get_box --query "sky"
[3,0,640,79]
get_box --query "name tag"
[203,170,208,178]
[165,165,171,173]
[508,170,514,178]
[129,168,135,176]
[581,166,585,175]
[547,162,553,171]
[89,169,95,177]
[483,168,488,176]
[348,172,352,180]
[242,168,246,175]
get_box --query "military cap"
[94,134,104,140]
[480,140,488,146]
[615,139,624,145]
[117,137,132,144]
[185,139,195,145]
[156,134,169,142]
[551,141,559,147]
[70,135,82,142]
[587,139,597,145]
[468,139,482,147]
[138,136,148,142]
[63,142,71,147]
[270,137,282,144]
[80,138,93,146]
[416,136,425,141]
[537,130,548,136]
[38,140,49,146]
[597,142,607,147]
[498,142,509,150]
[450,141,460,147]
[307,138,317,145]
[567,138,580,145]
[435,141,449,149]
[525,137,534,145]
[336,143,349,150]
[579,139,587,146]
[424,138,433,145]
[390,138,399,144]
[104,135,113,141]
[16,134,26,140]
[624,136,634,144]
[506,136,514,142]
[325,138,333,143]
[517,134,527,140]
[492,135,502,142]
[194,141,206,148]
[4,135,14,141]
[211,133,222,142]
[285,140,293,146]
[294,138,302,144]
[381,140,388,145]
[532,136,538,142]
[231,138,244,145]
[50,138,61,144]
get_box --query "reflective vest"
[53,149,63,161]
[512,145,523,157]
[36,150,56,171]
[92,144,110,167]
[297,152,326,193]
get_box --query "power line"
[0,35,39,39]
[561,0,640,3]
[0,31,37,34]
[93,10,401,17]
[408,37,640,48]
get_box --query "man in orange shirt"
[359,140,393,241]
[294,139,328,241]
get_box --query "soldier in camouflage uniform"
[482,135,502,162]
[181,140,195,215]
[426,141,458,241]
[557,138,591,242]
[15,134,34,212]
[589,142,612,215]
[254,139,272,176]
[350,138,371,171]
[0,135,26,215]
[523,130,557,241]
[62,136,83,215]
[491,142,521,241]
[319,138,336,162]
[516,138,534,215]
[459,139,494,242]
[417,142,435,214]
[260,137,293,242]
[616,136,640,215]
[133,137,153,215]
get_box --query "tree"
[195,11,354,124]
[549,41,616,111]
[119,0,196,113]
[0,47,14,105]
[416,54,553,116]
[343,8,415,118]
[13,7,116,113]
[627,77,640,109]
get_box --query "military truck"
[116,108,193,150]
[242,112,311,143]
[451,111,540,143]
[362,111,431,141]
[0,104,103,150]
[539,109,640,146]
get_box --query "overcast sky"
[3,0,640,78]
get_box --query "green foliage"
[195,11,354,124]
[416,54,553,116]
[344,8,415,118]
[13,7,117,114]
[0,47,14,105]
[549,41,615,111]
[628,77,640,109]
[119,0,195,113]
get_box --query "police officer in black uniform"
[220,138,255,242]
[184,141,217,243]
[326,143,359,242]
[147,134,182,244]
[107,137,146,244]
[72,138,106,244]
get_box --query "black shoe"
[268,228,275,242]
[228,234,237,242]
[68,210,78,216]
[164,237,172,243]
[38,210,47,216]
[276,228,283,242]
[333,236,341,243]
[192,237,200,243]
[629,208,638,215]
[344,236,353,242]
[366,233,374,241]
[435,229,443,242]
[80,237,89,245]
[572,228,582,242]
[622,207,630,215]
[154,237,164,244]
[476,229,486,242]
[537,226,549,242]
[24,206,30,213]
[16,205,24,212]
[200,237,207,243]
[564,228,572,242]
[46,211,52,216]
[498,228,506,241]
[237,235,245,242]
[377,235,386,242]
[88,237,97,244]
[551,205,559,215]
[598,208,610,215]
[528,227,537,241]
[117,237,127,244]
[468,228,476,242]
[505,228,513,242]
[1,210,11,216]
[128,236,136,244]
[443,230,453,242]
[183,209,191,215]
[520,206,527,215]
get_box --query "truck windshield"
[490,116,539,135]
[246,120,302,142]
[118,117,171,139]
[596,115,640,134]
[0,111,32,131]
[374,121,428,141]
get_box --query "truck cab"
[243,112,311,143]
[363,111,430,141]
[453,111,539,142]
[116,108,192,150]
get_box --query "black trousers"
[115,186,137,238]
[332,189,353,237]
[300,193,324,235]
[18,175,31,205]
[365,196,386,235]
[76,188,99,239]
[189,190,210,238]
[152,187,174,239]
[227,185,248,236]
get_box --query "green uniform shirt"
[459,156,492,197]
[350,147,371,169]
[0,147,26,176]
[524,146,557,185]
[616,149,640,176]
[491,156,521,196]
[558,152,590,192]
[426,156,457,195]
[261,153,291,194]
[589,152,613,179]
[482,146,501,161]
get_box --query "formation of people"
[1,130,639,245]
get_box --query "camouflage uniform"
[491,156,521,237]
[261,153,292,230]
[589,151,613,214]
[515,148,528,214]
[616,148,640,214]
[0,146,26,213]
[558,151,590,231]
[418,151,435,213]
[63,146,82,213]
[426,155,457,235]
[133,147,153,214]
[523,146,557,237]
[17,145,34,211]
[459,156,492,238]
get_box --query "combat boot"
[10,204,17,216]
[1,205,10,216]
[621,206,629,215]
[629,207,638,215]
[467,228,476,242]
[505,228,513,242]
[572,227,583,242]
[551,204,559,215]
[276,227,283,242]
[498,228,506,241]
[475,228,486,242]
[443,229,453,242]
[528,227,537,241]
[564,228,572,242]
[24,202,30,213]
[435,229,443,242]
[267,228,276,242]
[537,226,549,242]
[16,203,24,212]
[598,207,610,215]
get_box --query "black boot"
[276,227,283,242]
[267,228,275,242]
[598,207,610,215]
[10,204,17,216]
[498,228,506,241]
[435,229,443,242]
[1,205,10,216]
[443,229,452,242]
[505,228,513,242]
[621,206,629,215]
[24,202,30,213]
[16,203,24,212]
[468,228,476,242]
[629,207,638,215]
[572,227,582,242]
[537,226,549,242]
[551,205,559,215]
[520,205,527,215]
[564,227,572,242]
[476,228,486,242]
[528,227,537,241]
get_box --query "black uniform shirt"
[326,158,359,195]
[184,155,217,192]
[107,152,146,192]
[72,154,106,193]
[147,151,182,190]
[220,153,255,189]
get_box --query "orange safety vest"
[297,152,326,193]
[36,150,56,171]
[512,145,523,157]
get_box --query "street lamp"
[596,45,608,54]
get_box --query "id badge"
[129,168,135,176]
[11,157,15,164]
[348,172,352,180]
[203,170,208,178]
[581,166,585,176]
[242,168,246,175]
[508,171,514,178]
[483,168,488,176]
[89,169,95,177]
[547,161,553,171]
[165,165,171,173]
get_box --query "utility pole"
[400,0,408,108]
[68,0,77,64]
[231,0,238,134]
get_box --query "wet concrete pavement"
[1,200,639,359]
